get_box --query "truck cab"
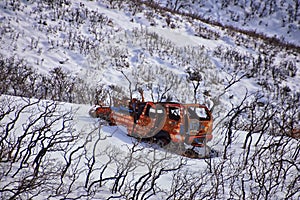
[127,102,213,147]
[91,101,213,147]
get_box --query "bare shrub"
[0,96,78,199]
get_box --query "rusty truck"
[89,100,215,158]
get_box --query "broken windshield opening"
[188,107,210,120]
[169,107,180,121]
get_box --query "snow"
[0,0,299,199]
[156,0,300,46]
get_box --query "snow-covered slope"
[0,0,299,199]
[1,94,299,199]
[155,0,300,45]
[0,1,299,100]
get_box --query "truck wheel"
[155,131,171,147]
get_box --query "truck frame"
[89,101,214,158]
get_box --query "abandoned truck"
[89,101,214,158]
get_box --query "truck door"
[186,106,211,135]
[134,103,166,138]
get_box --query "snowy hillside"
[1,94,299,199]
[154,0,300,46]
[0,0,299,199]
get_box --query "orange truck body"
[91,102,213,146]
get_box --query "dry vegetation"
[0,0,299,199]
